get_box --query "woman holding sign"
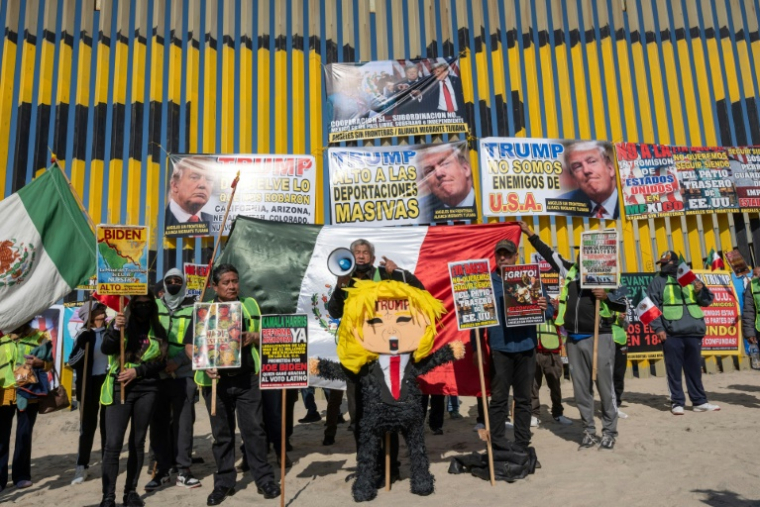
[98,292,167,507]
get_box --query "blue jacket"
[477,270,554,353]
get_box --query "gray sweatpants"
[567,334,618,438]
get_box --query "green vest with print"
[662,276,704,321]
[100,327,162,405]
[554,265,613,326]
[612,313,627,346]
[0,330,45,389]
[156,298,193,362]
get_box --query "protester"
[69,302,109,485]
[145,269,200,491]
[479,237,551,452]
[420,394,446,435]
[612,312,629,419]
[531,298,572,427]
[0,321,53,492]
[522,221,627,450]
[743,267,760,349]
[447,395,463,419]
[184,264,279,505]
[647,251,720,415]
[323,387,349,446]
[298,387,322,423]
[99,292,167,507]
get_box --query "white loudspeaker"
[327,248,355,277]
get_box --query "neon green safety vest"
[662,276,704,321]
[194,297,262,387]
[156,298,193,362]
[750,278,760,330]
[0,330,46,389]
[537,321,561,350]
[612,313,627,346]
[100,327,162,405]
[554,265,613,326]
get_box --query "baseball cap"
[655,250,678,264]
[495,239,517,255]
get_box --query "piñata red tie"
[390,355,401,399]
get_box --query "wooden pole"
[474,328,495,486]
[280,389,287,507]
[385,432,391,491]
[119,296,125,404]
[592,299,600,382]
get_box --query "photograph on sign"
[259,314,309,389]
[96,225,149,296]
[501,263,545,327]
[191,302,243,370]
[184,263,209,300]
[448,259,498,331]
[579,230,620,289]
[724,249,750,278]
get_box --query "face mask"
[166,283,182,296]
[132,305,153,321]
[91,326,105,332]
[662,262,678,275]
[355,263,372,273]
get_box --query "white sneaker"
[505,419,514,430]
[554,415,572,425]
[71,465,88,485]
[530,416,539,428]
[693,403,720,412]
[671,406,685,415]
[473,422,485,431]
[617,410,629,419]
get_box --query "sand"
[2,369,760,507]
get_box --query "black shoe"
[579,432,600,449]
[144,471,171,491]
[99,499,116,507]
[298,411,321,424]
[257,481,281,499]
[323,435,335,446]
[122,491,145,507]
[207,486,235,506]
[431,427,443,435]
[599,435,615,450]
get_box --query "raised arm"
[309,357,348,383]
[413,341,465,377]
[520,221,574,277]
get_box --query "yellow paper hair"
[336,279,446,374]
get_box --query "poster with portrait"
[325,57,468,142]
[96,225,149,296]
[259,314,309,389]
[579,230,620,289]
[165,154,317,238]
[675,146,738,214]
[328,141,476,226]
[191,302,243,370]
[448,259,499,330]
[727,146,760,212]
[479,138,619,219]
[501,263,545,327]
[531,252,560,297]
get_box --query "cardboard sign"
[724,249,750,277]
[448,259,499,331]
[580,230,620,289]
[501,263,545,327]
[259,314,309,389]
[96,225,149,296]
[184,263,209,300]
[693,270,743,355]
[191,302,243,370]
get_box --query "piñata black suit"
[314,344,458,503]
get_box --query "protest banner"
[448,259,499,330]
[579,230,620,289]
[620,273,663,360]
[693,270,743,356]
[165,154,316,238]
[191,302,243,370]
[328,141,476,225]
[479,138,619,219]
[259,314,309,389]
[500,263,545,327]
[184,263,209,300]
[531,252,560,297]
[675,146,738,215]
[727,146,760,212]
[724,249,751,277]
[96,225,149,296]
[325,57,468,142]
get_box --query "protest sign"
[165,154,316,238]
[620,273,663,360]
[693,270,743,355]
[724,249,751,277]
[259,314,309,389]
[500,263,545,327]
[184,263,209,300]
[479,138,619,219]
[579,230,620,289]
[448,260,498,330]
[531,252,560,297]
[191,302,243,370]
[675,146,738,215]
[328,141,476,225]
[727,146,760,212]
[325,57,468,142]
[96,225,149,296]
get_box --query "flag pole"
[475,327,495,486]
[52,159,96,233]
[199,171,241,417]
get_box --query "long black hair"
[125,290,167,342]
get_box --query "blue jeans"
[0,403,39,489]
[662,336,708,407]
[447,395,460,413]
[300,387,318,414]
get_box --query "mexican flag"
[705,248,725,271]
[216,216,522,395]
[0,166,96,333]
[635,294,662,326]
[677,254,697,287]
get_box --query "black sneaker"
[207,486,235,506]
[144,472,171,491]
[123,491,145,507]
[98,498,116,507]
[176,471,202,488]
[323,435,335,446]
[257,481,281,499]
[579,433,600,449]
[298,411,321,424]
[599,435,615,450]
[430,427,443,436]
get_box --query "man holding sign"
[520,222,627,450]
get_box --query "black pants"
[613,344,627,407]
[261,389,283,452]
[419,394,445,430]
[203,372,274,489]
[662,336,708,407]
[531,352,564,418]
[488,348,536,449]
[101,386,157,500]
[353,379,399,475]
[0,403,39,489]
[150,377,196,474]
[324,388,344,439]
[285,389,298,439]
[76,374,107,467]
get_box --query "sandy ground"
[2,370,760,507]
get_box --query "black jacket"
[102,323,166,385]
[327,266,424,319]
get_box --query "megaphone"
[327,248,355,277]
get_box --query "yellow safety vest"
[194,297,262,387]
[100,327,163,405]
[662,276,704,321]
[555,265,613,326]
[0,330,46,389]
[750,278,760,330]
[156,298,193,362]
[537,321,561,350]
[612,313,627,346]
